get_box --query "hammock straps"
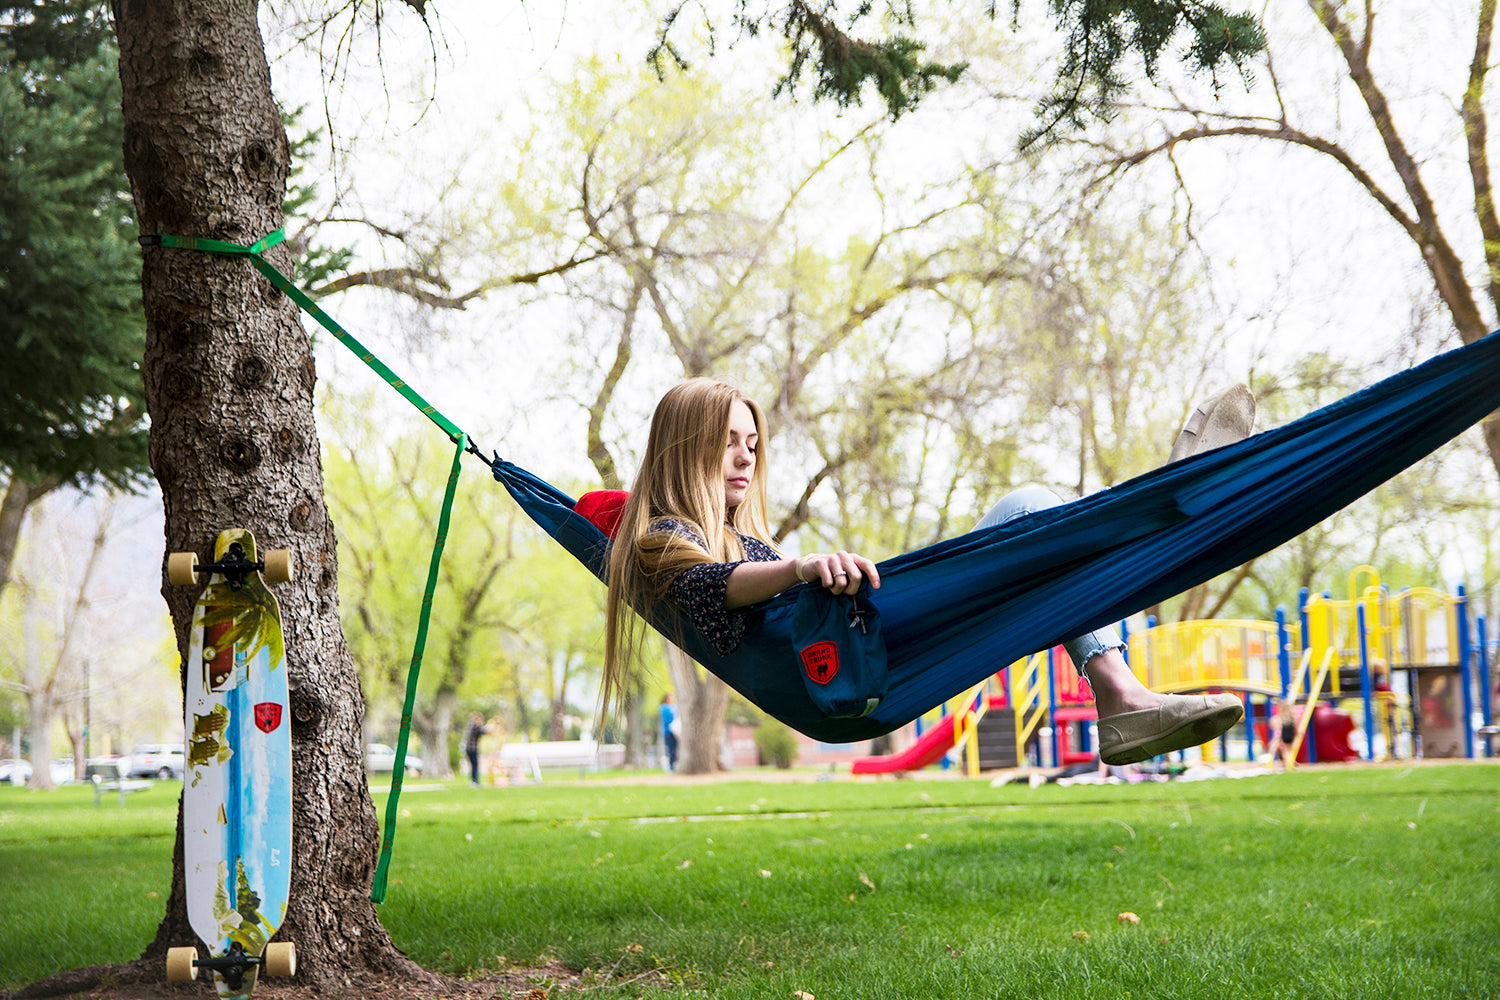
[140,230,467,445]
[372,431,465,902]
[140,228,470,903]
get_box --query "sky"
[255,0,1482,435]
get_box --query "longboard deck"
[182,529,293,1000]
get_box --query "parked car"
[0,759,32,785]
[127,744,185,780]
[366,743,423,775]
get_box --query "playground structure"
[851,567,1497,776]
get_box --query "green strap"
[371,432,466,902]
[142,229,468,902]
[141,230,465,444]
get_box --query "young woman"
[604,378,1248,766]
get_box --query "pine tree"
[654,0,1266,141]
[0,1,148,599]
[0,1,147,489]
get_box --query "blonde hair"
[602,379,777,713]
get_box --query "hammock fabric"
[492,332,1500,743]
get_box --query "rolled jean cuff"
[1062,629,1124,674]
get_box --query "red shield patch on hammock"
[799,641,839,685]
[254,702,283,734]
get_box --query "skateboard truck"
[167,941,297,986]
[196,543,261,591]
[199,944,258,991]
[168,542,294,589]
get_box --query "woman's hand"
[794,552,881,595]
[723,551,881,609]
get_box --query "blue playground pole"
[1457,585,1476,759]
[1046,646,1060,768]
[1298,588,1313,698]
[1276,608,1292,698]
[1273,608,1293,764]
[1241,692,1254,762]
[1357,604,1376,761]
[1480,615,1493,758]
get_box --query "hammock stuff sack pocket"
[789,583,887,718]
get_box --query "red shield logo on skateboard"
[255,702,283,734]
[799,641,839,685]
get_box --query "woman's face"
[722,399,758,510]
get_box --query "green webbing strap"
[141,228,468,903]
[140,230,465,444]
[371,432,465,902]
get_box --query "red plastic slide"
[850,698,1005,774]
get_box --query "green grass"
[3,765,1498,997]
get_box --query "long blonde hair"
[603,379,776,713]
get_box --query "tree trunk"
[64,717,86,781]
[0,475,61,606]
[24,692,58,790]
[664,641,730,774]
[622,682,646,767]
[21,569,59,790]
[414,692,456,779]
[111,0,417,985]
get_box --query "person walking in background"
[660,693,680,772]
[462,713,492,786]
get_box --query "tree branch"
[310,252,605,308]
[1308,0,1488,340]
[1465,0,1500,319]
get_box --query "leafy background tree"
[1074,1,1500,475]
[0,490,172,788]
[322,398,606,776]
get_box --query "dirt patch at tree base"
[4,960,608,1000]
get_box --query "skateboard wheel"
[166,946,198,981]
[167,552,200,586]
[264,941,297,977]
[263,549,295,584]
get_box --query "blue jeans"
[974,485,1123,674]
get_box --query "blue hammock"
[492,332,1500,743]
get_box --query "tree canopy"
[650,0,1265,143]
[0,0,146,490]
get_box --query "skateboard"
[165,529,297,999]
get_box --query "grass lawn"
[2,763,1497,997]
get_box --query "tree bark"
[414,693,456,780]
[665,641,731,773]
[111,0,418,985]
[0,474,61,606]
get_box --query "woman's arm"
[723,551,881,609]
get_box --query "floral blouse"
[651,517,779,655]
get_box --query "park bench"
[497,739,625,781]
[88,761,152,806]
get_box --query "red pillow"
[575,490,630,540]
